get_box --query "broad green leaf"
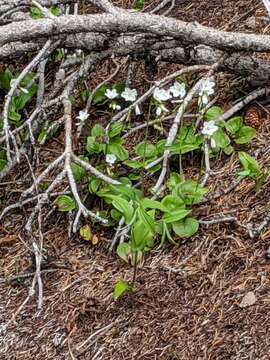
[132,220,154,251]
[110,209,122,221]
[174,180,208,205]
[8,111,21,123]
[238,151,260,179]
[205,106,223,120]
[124,159,143,169]
[235,126,256,144]
[108,184,140,201]
[162,209,191,223]
[91,124,105,137]
[223,145,234,155]
[135,142,157,158]
[107,143,128,161]
[108,122,123,138]
[172,217,199,238]
[225,116,242,134]
[140,198,168,212]
[80,224,93,241]
[113,280,133,300]
[88,178,101,194]
[92,84,108,104]
[71,162,86,182]
[212,129,230,149]
[117,243,131,262]
[104,195,134,223]
[54,195,76,212]
[137,207,155,233]
[161,195,185,212]
[167,172,182,190]
[85,136,103,154]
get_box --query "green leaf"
[105,195,134,224]
[117,243,131,262]
[54,195,76,212]
[140,198,168,212]
[80,89,90,103]
[167,172,182,190]
[71,162,86,182]
[205,106,223,120]
[85,136,103,154]
[0,159,6,171]
[123,159,143,169]
[212,129,230,149]
[238,151,260,179]
[8,111,21,123]
[49,6,61,16]
[108,184,140,201]
[174,180,208,205]
[223,145,234,155]
[91,124,105,137]
[132,0,145,11]
[161,195,185,212]
[0,69,12,92]
[137,207,156,234]
[88,178,101,194]
[92,84,108,104]
[107,143,128,161]
[225,116,242,134]
[135,142,157,158]
[80,224,93,241]
[108,122,123,138]
[235,126,256,144]
[113,280,133,301]
[162,209,191,223]
[111,209,122,221]
[132,220,154,251]
[172,217,199,238]
[30,6,42,19]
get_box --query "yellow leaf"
[80,224,92,241]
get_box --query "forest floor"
[1,0,270,359]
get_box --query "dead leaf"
[239,291,256,308]
[91,234,99,245]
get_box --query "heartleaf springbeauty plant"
[238,152,268,192]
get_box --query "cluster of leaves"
[0,69,38,125]
[205,106,256,156]
[30,6,61,19]
[0,69,38,170]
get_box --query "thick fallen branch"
[2,12,270,53]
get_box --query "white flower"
[210,138,216,148]
[106,153,117,165]
[105,88,118,99]
[199,77,215,97]
[121,88,137,102]
[110,103,121,111]
[201,93,209,106]
[153,88,171,102]
[201,120,218,136]
[156,104,169,117]
[169,82,186,98]
[135,104,142,116]
[76,110,89,122]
